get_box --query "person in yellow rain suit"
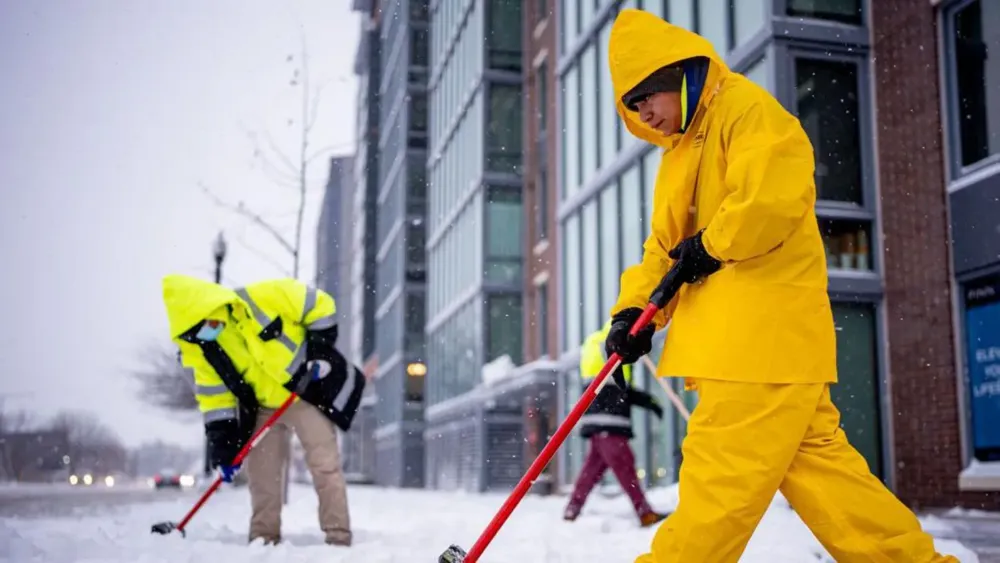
[602,9,955,563]
[162,275,365,547]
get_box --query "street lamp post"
[204,232,227,478]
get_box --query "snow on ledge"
[959,459,1000,491]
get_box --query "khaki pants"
[246,400,351,545]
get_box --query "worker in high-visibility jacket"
[563,320,670,527]
[162,274,364,547]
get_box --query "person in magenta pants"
[564,321,670,527]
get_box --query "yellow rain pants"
[638,379,958,563]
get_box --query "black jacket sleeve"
[626,388,662,414]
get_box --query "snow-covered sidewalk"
[0,484,979,562]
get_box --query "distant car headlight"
[104,476,115,487]
[82,474,93,486]
[179,475,195,487]
[69,475,79,485]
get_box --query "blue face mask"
[196,321,224,341]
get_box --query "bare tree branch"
[128,342,198,412]
[233,233,293,277]
[199,182,296,256]
[306,82,327,134]
[262,129,300,175]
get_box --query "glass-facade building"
[424,0,526,489]
[555,0,887,490]
[371,0,430,488]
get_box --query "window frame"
[773,43,882,291]
[941,0,1000,183]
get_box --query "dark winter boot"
[563,504,580,522]
[639,511,670,528]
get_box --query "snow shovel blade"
[438,544,467,563]
[150,521,185,537]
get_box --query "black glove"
[205,418,245,469]
[605,307,655,377]
[668,230,722,283]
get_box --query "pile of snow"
[481,355,516,386]
[0,484,980,562]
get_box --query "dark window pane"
[410,29,429,68]
[404,292,426,361]
[488,294,523,364]
[830,303,882,479]
[535,167,548,241]
[407,153,427,215]
[952,0,999,168]
[536,0,548,22]
[488,0,523,72]
[485,187,523,284]
[487,84,523,174]
[537,283,548,356]
[796,59,863,205]
[537,64,548,133]
[409,92,427,133]
[409,0,429,22]
[819,218,872,272]
[787,0,861,25]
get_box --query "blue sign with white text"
[966,275,1000,460]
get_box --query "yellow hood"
[609,9,729,147]
[162,274,240,338]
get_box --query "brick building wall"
[522,2,559,361]
[872,0,999,510]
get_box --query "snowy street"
[0,484,980,562]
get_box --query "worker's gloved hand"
[605,308,655,368]
[219,462,242,483]
[668,230,722,283]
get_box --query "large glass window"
[830,302,882,478]
[599,184,621,318]
[580,45,598,184]
[562,68,581,198]
[734,0,767,47]
[581,199,600,336]
[598,20,619,169]
[488,294,523,364]
[561,0,579,53]
[819,218,873,272]
[950,0,1000,168]
[563,215,582,350]
[668,0,694,30]
[743,56,771,91]
[405,292,426,359]
[485,187,523,284]
[621,165,644,268]
[796,59,862,205]
[488,0,522,72]
[788,0,862,25]
[697,0,729,54]
[487,84,523,174]
[405,218,427,281]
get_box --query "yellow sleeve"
[176,340,239,424]
[702,98,815,262]
[611,231,678,331]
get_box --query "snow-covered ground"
[0,484,979,562]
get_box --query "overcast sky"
[0,1,360,448]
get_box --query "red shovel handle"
[461,264,684,562]
[174,393,298,533]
